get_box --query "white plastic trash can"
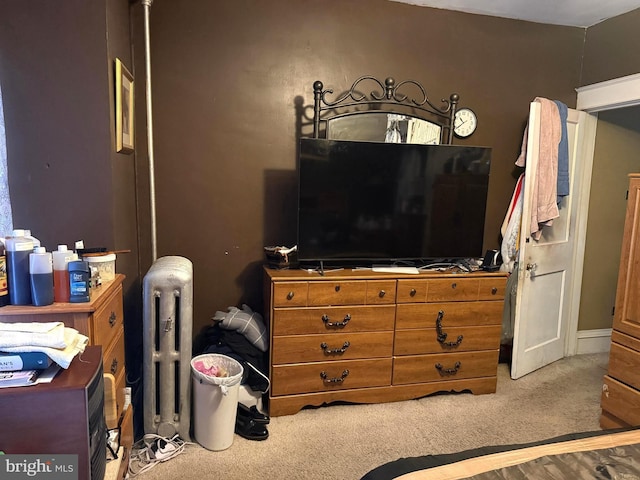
[191,353,244,451]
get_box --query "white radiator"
[143,256,193,440]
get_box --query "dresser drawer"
[396,301,503,329]
[394,325,501,355]
[393,350,498,385]
[364,280,397,305]
[272,331,394,364]
[608,342,640,390]
[272,358,392,396]
[426,278,480,302]
[478,277,506,300]
[397,279,428,303]
[273,282,309,307]
[611,330,640,353]
[272,305,395,335]
[92,283,123,347]
[308,281,366,305]
[103,329,125,379]
[601,375,640,426]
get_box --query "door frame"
[566,73,640,355]
[576,73,640,112]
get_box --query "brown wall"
[0,0,140,292]
[0,0,113,246]
[145,0,584,335]
[581,8,640,86]
[0,0,143,382]
[107,0,143,301]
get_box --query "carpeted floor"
[123,353,608,480]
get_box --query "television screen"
[297,138,492,267]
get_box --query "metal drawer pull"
[410,288,417,297]
[109,311,117,327]
[436,310,463,348]
[378,289,386,298]
[320,341,350,355]
[451,282,457,289]
[491,287,497,295]
[335,285,341,292]
[110,358,118,375]
[320,369,349,384]
[322,313,351,328]
[435,361,461,376]
[286,291,295,300]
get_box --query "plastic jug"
[53,244,73,303]
[5,229,35,305]
[24,229,41,248]
[29,246,54,306]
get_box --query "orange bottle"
[53,244,73,303]
[0,239,8,307]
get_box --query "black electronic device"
[297,138,492,267]
[481,249,502,271]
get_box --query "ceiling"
[390,0,640,27]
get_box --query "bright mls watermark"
[1,455,77,479]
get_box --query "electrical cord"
[418,258,481,272]
[418,262,458,271]
[126,433,194,478]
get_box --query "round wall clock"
[453,108,477,138]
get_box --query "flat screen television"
[297,138,492,267]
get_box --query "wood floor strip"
[398,429,640,480]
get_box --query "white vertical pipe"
[142,0,157,262]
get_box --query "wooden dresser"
[601,174,640,429]
[264,267,507,416]
[0,274,133,453]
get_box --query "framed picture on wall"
[115,58,134,153]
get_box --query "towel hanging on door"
[554,100,570,202]
[515,97,562,240]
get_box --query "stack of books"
[0,351,61,388]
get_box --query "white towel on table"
[0,322,67,349]
[0,327,89,369]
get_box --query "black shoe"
[235,414,269,441]
[237,402,270,424]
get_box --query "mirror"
[326,112,441,144]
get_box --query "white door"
[511,103,591,379]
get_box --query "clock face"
[454,108,477,138]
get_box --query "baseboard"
[576,328,612,354]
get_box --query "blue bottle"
[68,260,90,303]
[6,229,35,305]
